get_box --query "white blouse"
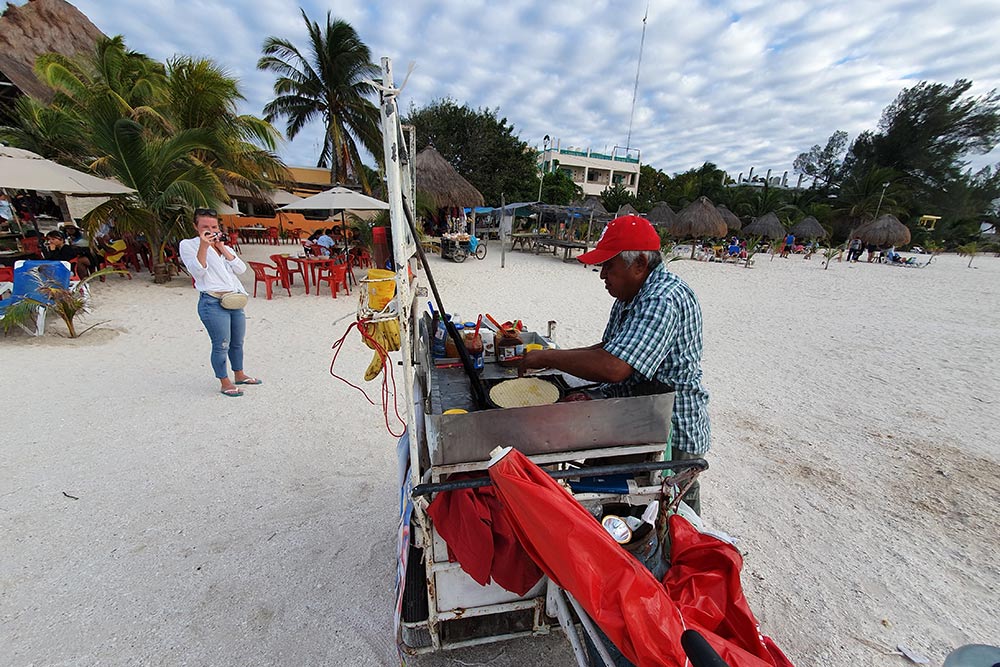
[178,237,248,294]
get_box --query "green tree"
[258,10,381,191]
[849,80,1000,189]
[599,183,637,214]
[793,130,848,187]
[636,164,672,210]
[957,241,979,267]
[540,170,582,205]
[3,36,287,283]
[404,99,538,204]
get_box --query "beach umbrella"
[854,214,911,247]
[716,205,742,232]
[575,196,609,216]
[277,186,389,211]
[0,145,134,195]
[415,146,484,209]
[789,216,827,240]
[741,212,786,240]
[646,201,678,228]
[669,197,728,258]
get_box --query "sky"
[72,0,1000,182]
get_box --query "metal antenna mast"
[625,1,650,151]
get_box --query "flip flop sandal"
[220,388,244,397]
[235,378,263,385]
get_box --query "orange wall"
[220,212,344,236]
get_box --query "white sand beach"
[1,245,998,666]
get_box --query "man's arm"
[519,346,632,383]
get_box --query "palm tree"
[957,242,978,268]
[4,36,288,283]
[258,10,381,192]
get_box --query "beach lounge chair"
[0,260,72,336]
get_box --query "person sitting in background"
[0,193,16,231]
[62,225,88,247]
[886,246,902,263]
[314,228,335,256]
[44,231,92,277]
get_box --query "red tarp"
[427,474,543,595]
[487,447,793,667]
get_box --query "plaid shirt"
[601,265,711,454]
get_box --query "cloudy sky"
[73,0,1000,181]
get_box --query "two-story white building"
[538,140,641,198]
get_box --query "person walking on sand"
[780,232,795,258]
[179,208,262,397]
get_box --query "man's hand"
[518,349,551,377]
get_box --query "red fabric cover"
[488,448,688,666]
[488,448,794,667]
[664,514,794,667]
[427,476,542,596]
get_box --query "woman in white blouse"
[179,209,261,397]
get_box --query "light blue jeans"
[197,292,245,379]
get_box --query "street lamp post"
[537,135,550,203]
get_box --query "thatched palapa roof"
[646,201,677,228]
[716,205,742,232]
[0,0,105,103]
[854,214,911,247]
[742,212,786,240]
[671,196,728,239]
[789,216,827,240]
[415,146,484,209]
[616,203,640,217]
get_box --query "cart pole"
[500,193,507,269]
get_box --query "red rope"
[329,318,406,437]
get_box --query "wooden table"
[548,239,590,262]
[510,233,553,253]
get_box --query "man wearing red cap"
[520,215,710,513]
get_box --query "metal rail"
[412,458,707,497]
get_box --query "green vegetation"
[1,36,286,283]
[0,266,122,338]
[404,99,538,204]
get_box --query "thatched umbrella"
[646,201,678,228]
[854,214,911,247]
[672,196,728,257]
[580,196,609,216]
[741,212,786,240]
[716,205,742,232]
[789,216,827,240]
[415,146,484,210]
[616,203,640,217]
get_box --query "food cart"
[374,58,708,665]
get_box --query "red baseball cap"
[577,215,661,265]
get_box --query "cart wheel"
[474,242,487,260]
[454,249,468,263]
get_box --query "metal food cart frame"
[376,58,705,663]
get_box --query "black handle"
[681,629,731,667]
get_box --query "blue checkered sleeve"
[602,297,678,381]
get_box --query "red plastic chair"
[0,266,13,282]
[315,262,349,298]
[270,253,304,290]
[266,227,279,246]
[248,261,289,299]
[307,243,328,257]
[228,231,241,253]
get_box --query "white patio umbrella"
[277,186,388,211]
[0,145,135,195]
